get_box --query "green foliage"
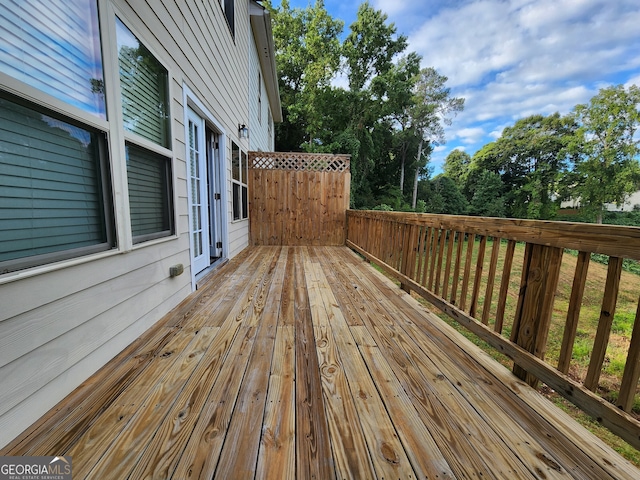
[423,175,468,215]
[266,0,343,151]
[469,113,577,219]
[372,203,393,211]
[571,84,640,223]
[467,170,506,217]
[443,149,471,184]
[612,312,635,336]
[267,1,463,210]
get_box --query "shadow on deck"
[2,246,637,479]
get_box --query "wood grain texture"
[558,251,590,374]
[4,246,637,479]
[619,297,640,412]
[249,153,350,246]
[347,239,640,455]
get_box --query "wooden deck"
[3,246,638,479]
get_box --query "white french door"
[187,108,210,274]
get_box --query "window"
[258,73,262,124]
[220,0,235,38]
[0,0,106,118]
[116,17,174,242]
[126,144,173,242]
[116,17,170,148]
[0,93,114,273]
[0,1,115,274]
[231,142,248,221]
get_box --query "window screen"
[0,94,113,272]
[0,0,105,118]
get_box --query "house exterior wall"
[560,190,640,212]
[248,33,274,153]
[0,0,271,448]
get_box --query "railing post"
[511,243,564,387]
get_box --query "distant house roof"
[250,1,282,123]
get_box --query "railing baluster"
[450,231,464,306]
[470,235,487,318]
[558,251,591,374]
[481,238,501,325]
[428,228,440,290]
[434,229,447,295]
[442,230,456,299]
[417,226,429,286]
[421,227,433,287]
[460,234,475,312]
[584,256,623,391]
[618,296,640,412]
[494,240,516,334]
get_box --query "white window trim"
[110,5,178,251]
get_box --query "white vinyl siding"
[0,0,252,449]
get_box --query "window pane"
[241,151,248,184]
[0,0,105,118]
[242,185,248,219]
[232,142,240,181]
[0,94,112,271]
[116,18,170,148]
[232,183,241,221]
[222,0,235,37]
[126,143,172,241]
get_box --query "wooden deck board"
[2,246,638,479]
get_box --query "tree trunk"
[412,138,424,210]
[399,148,405,194]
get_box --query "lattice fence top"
[249,152,350,172]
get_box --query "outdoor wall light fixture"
[238,124,249,138]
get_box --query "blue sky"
[275,0,640,174]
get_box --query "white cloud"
[371,0,410,17]
[433,145,447,152]
[454,127,485,144]
[626,75,640,88]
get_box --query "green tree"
[341,2,409,207]
[572,84,640,223]
[266,0,343,150]
[443,149,471,184]
[468,114,577,219]
[468,170,505,217]
[409,67,464,209]
[423,175,468,215]
[384,53,421,195]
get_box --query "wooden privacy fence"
[347,209,640,449]
[249,152,350,246]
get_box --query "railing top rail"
[347,210,640,260]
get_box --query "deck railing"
[346,210,640,449]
